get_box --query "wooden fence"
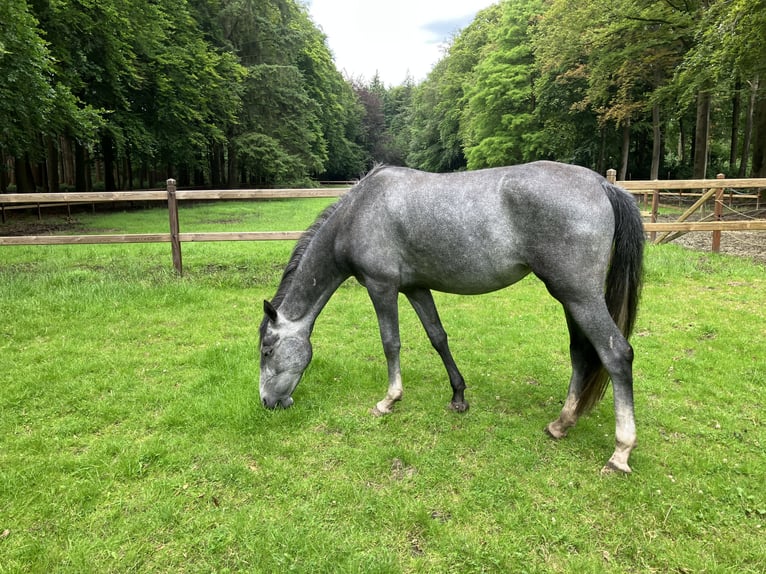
[0,181,349,274]
[605,170,766,250]
[1,174,765,274]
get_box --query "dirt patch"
[653,209,766,265]
[206,217,245,225]
[0,219,80,237]
[669,230,766,265]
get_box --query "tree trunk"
[651,102,661,180]
[124,151,133,190]
[60,136,75,187]
[739,78,757,177]
[227,143,238,188]
[730,79,741,172]
[45,135,60,193]
[194,167,205,186]
[751,91,766,177]
[619,120,630,180]
[75,141,87,192]
[678,117,687,166]
[15,155,35,192]
[1,150,8,193]
[85,148,93,192]
[597,126,607,175]
[693,91,711,179]
[101,134,117,192]
[211,142,223,187]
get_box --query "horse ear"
[263,300,278,323]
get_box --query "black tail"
[575,182,645,415]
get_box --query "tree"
[460,0,544,169]
[294,13,366,179]
[3,0,367,191]
[535,0,693,179]
[201,0,363,184]
[680,0,766,177]
[0,0,100,191]
[408,4,502,172]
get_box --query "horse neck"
[278,228,347,333]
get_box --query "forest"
[1,0,765,192]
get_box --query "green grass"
[1,201,765,573]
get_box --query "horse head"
[258,300,312,409]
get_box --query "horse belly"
[401,242,532,295]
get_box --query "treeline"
[402,0,766,181]
[2,0,765,193]
[1,0,369,192]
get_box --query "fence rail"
[0,188,348,204]
[0,231,306,246]
[2,174,764,274]
[606,170,766,248]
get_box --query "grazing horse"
[259,161,644,473]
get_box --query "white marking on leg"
[546,394,578,439]
[373,373,403,415]
[603,397,637,473]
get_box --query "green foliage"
[295,17,367,179]
[406,0,765,179]
[408,5,502,172]
[680,0,766,90]
[0,0,99,156]
[461,0,543,168]
[237,64,326,184]
[4,0,366,189]
[0,1,53,155]
[4,0,764,187]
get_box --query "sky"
[307,0,497,86]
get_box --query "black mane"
[271,201,341,310]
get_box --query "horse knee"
[621,340,634,363]
[381,337,400,360]
[602,338,633,377]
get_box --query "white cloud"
[307,0,497,85]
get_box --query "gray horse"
[259,161,644,473]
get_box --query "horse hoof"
[371,405,391,417]
[449,401,469,413]
[600,460,632,475]
[544,423,567,440]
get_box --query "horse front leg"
[366,284,404,416]
[404,288,468,412]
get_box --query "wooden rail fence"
[605,169,766,249]
[1,174,765,274]
[0,181,349,274]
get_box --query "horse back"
[333,162,617,295]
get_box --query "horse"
[258,161,644,473]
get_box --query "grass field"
[1,200,765,573]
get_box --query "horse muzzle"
[261,394,294,409]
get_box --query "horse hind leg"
[553,301,637,474]
[545,310,600,439]
[404,289,469,412]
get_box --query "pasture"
[1,199,764,573]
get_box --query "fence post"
[166,178,183,275]
[649,188,660,242]
[606,169,617,184]
[711,173,725,253]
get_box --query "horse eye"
[262,346,274,358]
